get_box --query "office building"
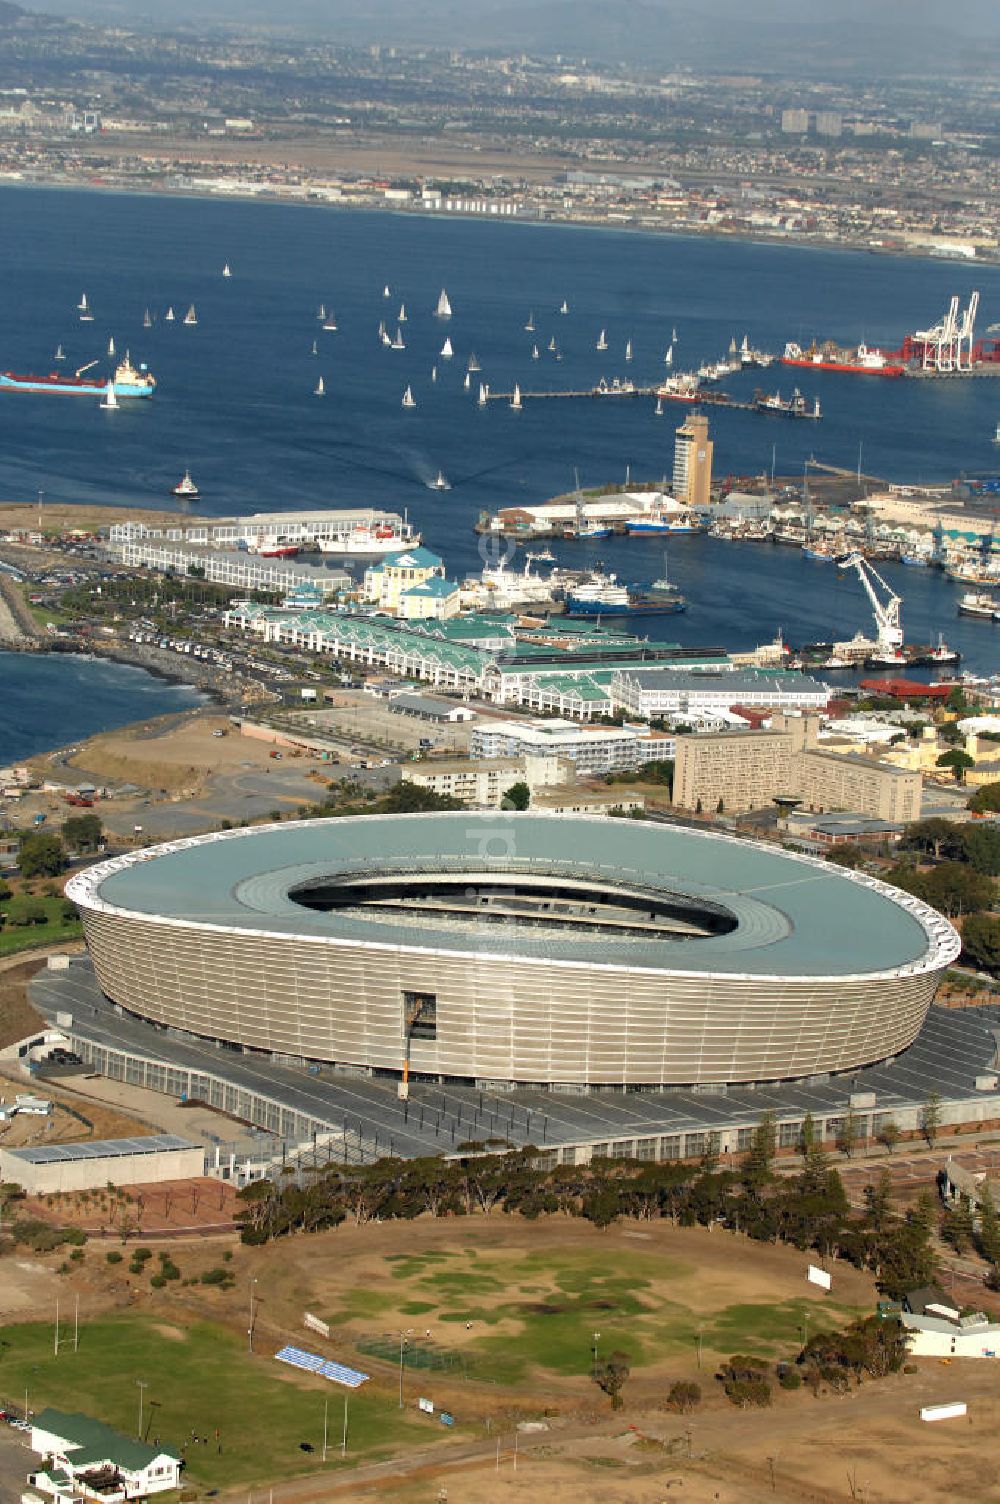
[673,412,714,507]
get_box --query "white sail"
[531,345,539,360]
[165,306,175,321]
[79,292,93,322]
[143,308,152,328]
[392,328,405,349]
[436,289,452,319]
[655,397,664,415]
[315,375,325,396]
[548,336,557,352]
[54,344,65,361]
[665,344,674,366]
[383,284,391,298]
[100,380,118,410]
[524,311,535,331]
[402,385,416,408]
[317,303,326,321]
[398,304,407,323]
[78,292,89,311]
[223,263,232,278]
[184,304,197,326]
[468,352,480,372]
[625,340,633,362]
[463,371,471,391]
[672,326,678,342]
[311,340,318,355]
[431,366,437,382]
[560,300,569,314]
[440,337,453,359]
[478,383,487,406]
[108,336,115,357]
[596,329,608,351]
[511,383,522,411]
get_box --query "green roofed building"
[30,1408,182,1498]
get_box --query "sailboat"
[428,470,451,491]
[165,306,175,322]
[672,326,678,342]
[402,385,416,409]
[391,327,405,350]
[100,380,118,410]
[383,284,391,298]
[664,344,674,366]
[222,263,232,278]
[184,305,197,326]
[317,303,327,322]
[54,344,65,362]
[547,336,557,352]
[311,340,318,356]
[560,300,569,315]
[431,366,438,383]
[994,420,1000,445]
[478,383,488,407]
[398,304,407,323]
[510,384,523,412]
[440,337,453,360]
[463,372,471,391]
[655,397,664,415]
[468,352,480,372]
[596,329,608,351]
[107,336,115,357]
[524,311,535,332]
[143,308,152,329]
[78,293,93,322]
[625,340,633,363]
[531,344,539,360]
[322,310,337,331]
[314,375,325,396]
[436,289,452,319]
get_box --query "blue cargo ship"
[0,353,155,398]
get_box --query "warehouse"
[0,1134,205,1194]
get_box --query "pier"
[481,384,821,418]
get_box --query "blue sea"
[0,183,999,705]
[0,651,206,763]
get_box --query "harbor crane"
[908,291,979,372]
[838,551,904,659]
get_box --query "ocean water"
[0,184,999,678]
[0,651,206,763]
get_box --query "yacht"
[468,353,481,372]
[463,372,471,391]
[222,263,232,278]
[99,380,118,410]
[595,329,608,351]
[311,340,318,356]
[383,284,391,298]
[401,385,416,409]
[165,306,175,322]
[322,312,337,331]
[440,337,454,359]
[428,470,451,491]
[172,469,200,499]
[625,340,633,362]
[524,311,535,332]
[398,304,407,323]
[547,336,558,353]
[143,308,152,329]
[478,383,488,407]
[510,384,523,411]
[314,375,325,396]
[391,327,405,350]
[54,344,65,362]
[107,336,115,357]
[958,592,999,620]
[531,345,539,360]
[183,305,197,326]
[78,293,93,322]
[994,420,1000,445]
[317,303,327,322]
[559,300,569,315]
[436,289,452,319]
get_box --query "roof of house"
[33,1409,180,1470]
[401,577,460,598]
[381,547,443,569]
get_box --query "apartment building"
[470,717,675,774]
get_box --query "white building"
[612,668,830,720]
[402,754,570,807]
[470,717,675,774]
[30,1409,182,1500]
[902,1311,1000,1359]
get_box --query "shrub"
[200,1267,229,1285]
[106,1250,123,1264]
[11,1217,67,1252]
[666,1380,701,1413]
[725,1377,772,1408]
[133,1247,153,1263]
[62,1226,87,1246]
[150,1273,167,1289]
[69,1248,85,1262]
[779,1368,802,1390]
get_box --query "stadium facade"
[66,814,960,1091]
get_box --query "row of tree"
[237,1117,944,1301]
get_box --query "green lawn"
[334,1246,868,1387]
[0,896,82,957]
[0,1316,447,1489]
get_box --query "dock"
[481,385,821,418]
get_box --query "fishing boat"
[595,329,608,351]
[171,469,200,499]
[392,328,405,350]
[99,380,118,410]
[428,470,451,491]
[398,304,407,323]
[524,312,535,332]
[322,312,337,331]
[183,305,197,326]
[78,293,93,323]
[107,336,115,357]
[165,307,175,322]
[143,308,152,329]
[655,373,701,403]
[510,384,523,412]
[436,289,452,319]
[578,522,613,539]
[54,344,65,362]
[560,300,569,315]
[440,337,453,360]
[468,353,480,372]
[314,375,325,396]
[625,340,633,362]
[401,385,416,409]
[223,263,232,278]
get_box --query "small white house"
[29,1408,182,1500]
[902,1311,1000,1359]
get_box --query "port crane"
[907,291,979,372]
[838,551,904,659]
[75,360,99,379]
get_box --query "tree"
[920,1091,942,1148]
[666,1380,701,1414]
[876,1119,901,1155]
[961,913,1000,976]
[941,1195,975,1255]
[959,823,1000,877]
[743,1112,776,1196]
[62,813,103,852]
[501,781,530,811]
[18,831,67,878]
[936,748,974,783]
[976,1182,1000,1266]
[593,1350,630,1410]
[968,782,1000,814]
[835,1109,861,1160]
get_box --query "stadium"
[66,813,960,1091]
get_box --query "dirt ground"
[0,1063,156,1145]
[59,712,278,794]
[0,501,182,533]
[21,1177,238,1237]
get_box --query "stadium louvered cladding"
[66,813,960,1090]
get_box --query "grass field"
[0,896,82,958]
[0,1316,445,1489]
[319,1239,869,1387]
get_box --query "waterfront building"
[471,716,675,773]
[397,575,462,621]
[672,412,713,508]
[362,546,445,611]
[612,667,829,720]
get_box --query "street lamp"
[398,1328,414,1409]
[248,1277,258,1355]
[592,1331,601,1373]
[136,1380,148,1440]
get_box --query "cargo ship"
[781,341,905,378]
[0,353,155,399]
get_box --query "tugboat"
[171,469,200,499]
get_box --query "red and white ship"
[255,539,301,559]
[781,341,905,377]
[654,373,701,403]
